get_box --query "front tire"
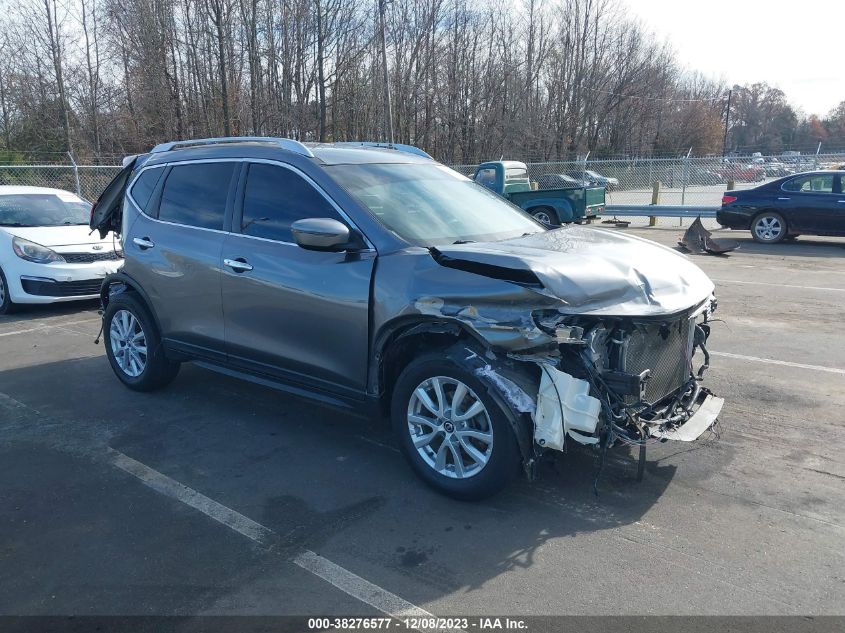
[752,211,788,243]
[104,292,180,391]
[0,266,16,315]
[391,353,521,500]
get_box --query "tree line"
[0,0,842,164]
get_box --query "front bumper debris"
[649,393,724,442]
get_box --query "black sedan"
[717,171,845,243]
[537,173,591,189]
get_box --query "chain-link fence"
[1,151,843,208]
[0,164,123,202]
[452,152,845,208]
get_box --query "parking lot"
[1,226,844,622]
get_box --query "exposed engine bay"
[530,294,722,452]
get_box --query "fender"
[368,315,491,395]
[99,271,162,332]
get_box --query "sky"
[625,0,844,116]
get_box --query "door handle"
[133,236,155,250]
[224,258,253,273]
[838,200,845,203]
[777,197,790,201]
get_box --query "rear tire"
[532,207,558,226]
[0,267,16,315]
[751,211,788,244]
[104,292,180,391]
[391,353,521,500]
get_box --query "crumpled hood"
[1,225,114,249]
[431,226,715,316]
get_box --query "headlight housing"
[12,237,65,263]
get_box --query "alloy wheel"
[754,215,783,242]
[407,376,494,479]
[533,210,552,224]
[110,309,148,377]
[0,274,5,306]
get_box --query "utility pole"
[722,89,732,157]
[378,0,394,146]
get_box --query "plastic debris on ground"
[678,216,739,255]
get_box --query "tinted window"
[783,174,834,193]
[241,163,342,242]
[130,168,164,211]
[158,162,236,229]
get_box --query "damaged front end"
[383,226,725,484]
[530,295,723,456]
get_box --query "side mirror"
[291,217,353,251]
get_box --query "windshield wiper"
[452,239,475,244]
[0,222,32,227]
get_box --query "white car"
[0,186,123,314]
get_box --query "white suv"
[0,186,123,314]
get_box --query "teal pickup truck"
[473,160,605,225]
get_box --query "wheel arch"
[100,272,162,333]
[369,316,488,401]
[751,208,788,229]
[371,317,539,471]
[527,201,573,223]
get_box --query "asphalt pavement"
[0,227,843,622]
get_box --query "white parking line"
[711,351,845,375]
[111,451,275,545]
[293,550,432,619]
[0,317,100,337]
[711,278,845,293]
[109,450,448,630]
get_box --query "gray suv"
[91,137,723,500]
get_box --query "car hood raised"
[1,225,115,248]
[431,226,715,316]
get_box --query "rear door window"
[240,163,343,242]
[783,174,834,193]
[158,162,236,230]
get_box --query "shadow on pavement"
[0,299,100,325]
[0,354,678,612]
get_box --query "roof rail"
[334,141,432,160]
[150,136,315,158]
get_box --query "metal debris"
[678,216,739,255]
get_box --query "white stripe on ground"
[711,278,845,293]
[109,450,450,630]
[111,451,275,545]
[0,318,100,337]
[293,550,432,619]
[711,351,845,375]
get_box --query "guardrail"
[604,205,718,218]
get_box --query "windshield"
[327,163,543,246]
[0,193,90,227]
